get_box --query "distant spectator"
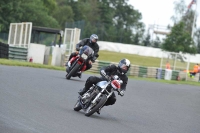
[165,61,171,69]
[189,64,199,78]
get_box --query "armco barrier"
[156,68,162,79]
[171,71,179,80]
[164,69,172,80]
[89,61,99,73]
[97,61,111,71]
[9,46,28,61]
[161,69,165,79]
[130,65,139,76]
[83,60,199,82]
[147,67,157,78]
[138,66,147,77]
[179,71,187,80]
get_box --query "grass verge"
[98,50,195,70]
[1,58,199,86]
[0,59,65,71]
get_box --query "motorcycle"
[66,45,94,79]
[73,74,123,117]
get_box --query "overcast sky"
[128,0,200,30]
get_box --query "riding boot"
[97,105,104,115]
[78,87,87,96]
[68,55,73,62]
[77,71,82,78]
[68,52,77,62]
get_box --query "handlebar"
[100,70,124,96]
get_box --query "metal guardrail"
[88,60,159,77]
[63,57,199,82]
[9,46,28,61]
[88,60,187,81]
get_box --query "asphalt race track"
[0,65,200,133]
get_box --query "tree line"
[0,0,145,44]
[0,0,199,54]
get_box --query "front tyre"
[66,63,80,79]
[85,94,107,117]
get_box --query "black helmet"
[90,34,98,44]
[118,59,131,74]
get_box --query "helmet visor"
[120,64,128,71]
[91,38,97,43]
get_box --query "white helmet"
[118,59,131,74]
[90,34,98,43]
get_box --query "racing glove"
[91,57,95,63]
[76,47,80,51]
[118,90,124,96]
[100,70,110,81]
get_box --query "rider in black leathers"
[78,59,131,114]
[67,34,99,78]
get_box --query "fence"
[87,60,200,82]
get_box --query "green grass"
[130,76,200,86]
[1,50,200,87]
[99,50,161,67]
[85,71,200,86]
[0,58,65,71]
[98,50,195,70]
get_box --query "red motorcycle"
[66,45,94,79]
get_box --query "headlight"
[111,80,121,90]
[81,53,88,59]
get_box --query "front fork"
[91,87,112,104]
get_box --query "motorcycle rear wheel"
[85,94,107,117]
[66,63,80,80]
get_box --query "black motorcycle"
[73,75,123,117]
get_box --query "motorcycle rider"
[78,59,131,114]
[67,34,99,78]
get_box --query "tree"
[171,0,196,35]
[171,0,187,24]
[162,21,197,54]
[0,0,145,44]
[110,0,145,43]
[41,0,57,14]
[153,36,161,48]
[133,33,140,45]
[53,5,74,29]
[0,0,23,32]
[194,28,200,53]
[64,0,145,43]
[20,0,59,28]
[0,0,60,32]
[182,10,195,34]
[143,34,151,46]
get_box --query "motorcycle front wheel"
[85,94,107,117]
[66,63,80,79]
